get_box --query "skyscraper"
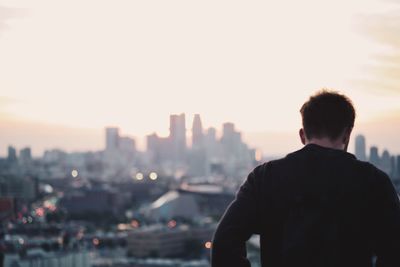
[205,127,218,159]
[390,156,396,179]
[381,149,391,175]
[369,146,380,169]
[192,114,204,149]
[169,113,186,161]
[20,147,32,164]
[355,135,366,161]
[221,122,237,156]
[7,146,17,162]
[105,127,120,152]
[119,136,136,154]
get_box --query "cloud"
[359,4,400,93]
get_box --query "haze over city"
[1,0,400,156]
[3,1,400,267]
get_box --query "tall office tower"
[205,127,218,158]
[7,146,17,162]
[390,156,396,179]
[222,122,235,138]
[192,114,204,149]
[369,146,380,168]
[221,122,237,153]
[381,149,392,175]
[206,127,217,143]
[169,113,187,160]
[119,137,136,154]
[355,135,367,161]
[19,147,32,163]
[105,127,120,152]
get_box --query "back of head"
[300,90,356,141]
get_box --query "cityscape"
[2,1,400,266]
[0,114,261,267]
[1,113,399,267]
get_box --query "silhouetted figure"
[211,91,400,267]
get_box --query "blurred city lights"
[92,238,100,246]
[131,220,140,228]
[76,230,84,240]
[149,172,158,180]
[135,172,144,180]
[167,220,177,228]
[35,208,45,217]
[71,169,78,178]
[205,241,212,249]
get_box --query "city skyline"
[2,1,400,266]
[1,112,399,160]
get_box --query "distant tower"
[381,149,391,175]
[192,114,204,149]
[369,146,380,168]
[390,156,396,179]
[169,113,187,161]
[221,122,236,152]
[222,122,235,138]
[20,147,32,163]
[7,146,17,162]
[105,127,120,152]
[119,137,136,154]
[355,135,367,161]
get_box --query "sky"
[1,0,400,156]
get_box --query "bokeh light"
[149,172,158,180]
[71,169,78,178]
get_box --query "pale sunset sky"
[1,0,400,156]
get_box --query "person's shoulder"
[349,159,394,192]
[350,158,388,178]
[252,154,292,176]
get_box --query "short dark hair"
[300,90,356,140]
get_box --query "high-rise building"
[19,147,32,163]
[205,127,218,159]
[192,114,204,149]
[390,156,396,179]
[206,127,217,143]
[355,135,367,161]
[222,122,235,138]
[221,122,238,156]
[7,146,17,162]
[119,136,136,154]
[105,127,120,152]
[381,149,391,175]
[369,146,380,168]
[169,113,186,161]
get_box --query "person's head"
[299,90,356,151]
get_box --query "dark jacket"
[211,144,400,267]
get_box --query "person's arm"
[211,164,264,267]
[370,170,400,267]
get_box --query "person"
[211,90,400,267]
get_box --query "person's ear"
[299,128,306,145]
[342,127,352,145]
